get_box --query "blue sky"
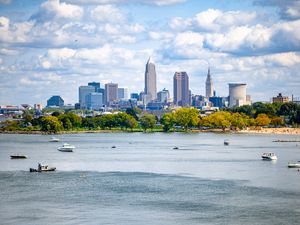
[0,0,300,105]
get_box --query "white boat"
[50,137,60,142]
[261,152,277,160]
[30,163,56,172]
[287,162,300,168]
[57,143,75,152]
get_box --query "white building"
[228,83,250,107]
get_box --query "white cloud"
[63,0,186,6]
[169,17,192,30]
[0,16,9,29]
[91,5,125,22]
[32,0,83,22]
[266,52,300,67]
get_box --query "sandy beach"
[238,127,300,135]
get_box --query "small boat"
[57,143,75,152]
[224,140,229,145]
[173,146,179,150]
[30,163,56,172]
[111,146,116,149]
[287,162,300,168]
[50,137,60,142]
[261,152,277,160]
[10,155,27,159]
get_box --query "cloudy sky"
[0,0,300,105]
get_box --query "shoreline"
[1,127,300,135]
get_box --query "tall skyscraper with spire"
[144,57,157,101]
[205,67,213,98]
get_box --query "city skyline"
[0,0,300,105]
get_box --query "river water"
[0,132,300,224]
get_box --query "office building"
[173,72,189,107]
[88,82,100,91]
[47,95,64,107]
[118,88,128,100]
[228,83,250,107]
[144,57,157,101]
[130,93,139,100]
[272,93,289,103]
[105,83,118,105]
[86,92,103,110]
[157,88,170,103]
[209,96,227,108]
[79,86,95,109]
[205,68,213,98]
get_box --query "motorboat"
[57,143,75,152]
[261,152,277,160]
[30,163,56,172]
[224,140,230,146]
[10,155,27,159]
[49,137,60,142]
[287,162,300,168]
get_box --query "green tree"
[40,116,63,133]
[255,113,271,127]
[270,117,285,127]
[230,112,248,130]
[125,115,138,130]
[125,108,138,120]
[174,107,199,130]
[160,113,175,132]
[209,111,232,131]
[23,114,33,123]
[140,113,156,131]
[233,105,255,117]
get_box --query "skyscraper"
[88,82,100,92]
[205,68,213,98]
[79,86,95,109]
[118,88,128,100]
[173,72,189,107]
[86,92,103,110]
[105,83,118,105]
[144,57,157,101]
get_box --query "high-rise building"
[144,57,157,101]
[79,86,95,109]
[86,92,103,110]
[157,88,170,103]
[173,72,189,107]
[88,82,100,92]
[47,96,64,107]
[105,83,118,105]
[205,67,213,98]
[228,83,250,107]
[118,88,128,100]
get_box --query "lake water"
[1,132,300,224]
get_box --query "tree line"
[1,102,299,133]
